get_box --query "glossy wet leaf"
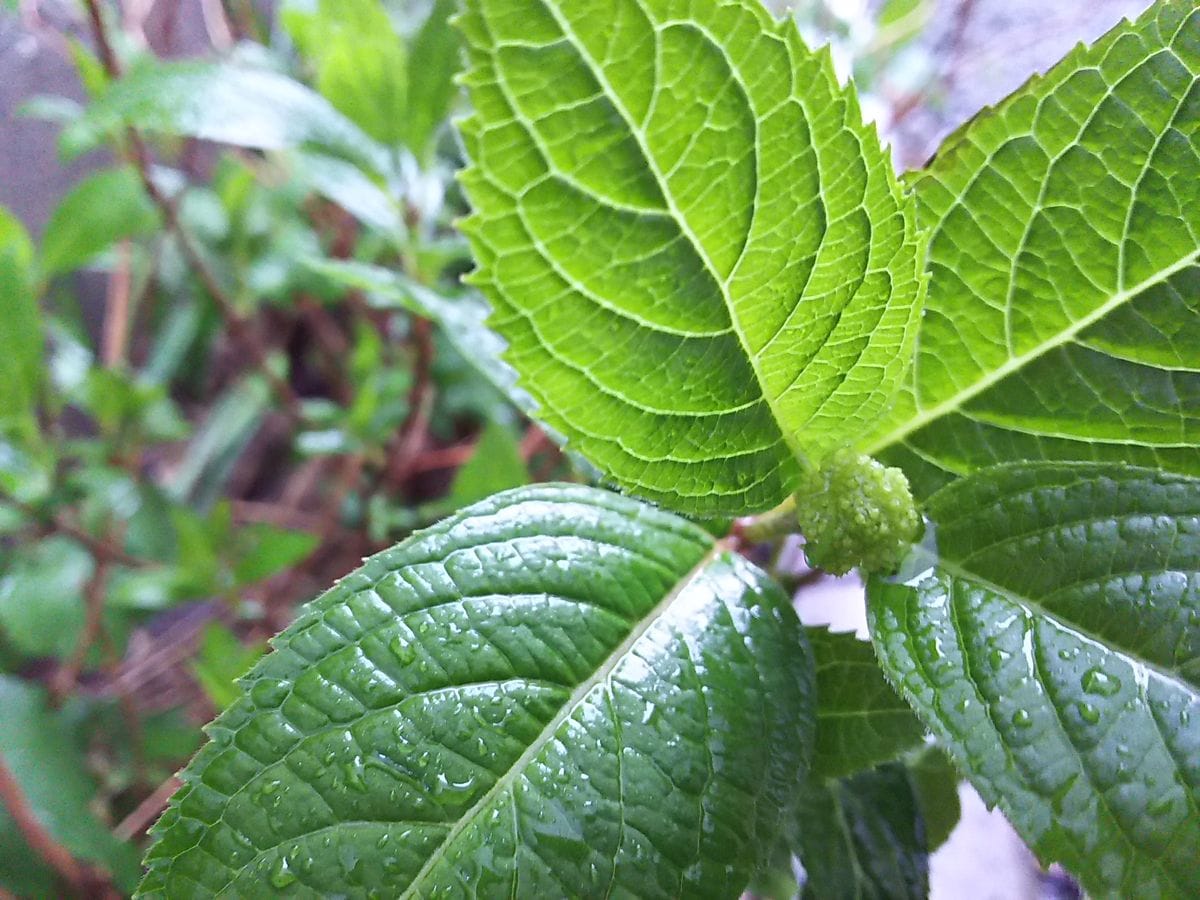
[865,2,1200,498]
[456,0,923,514]
[140,485,814,897]
[869,462,1200,898]
[808,627,925,778]
[795,763,928,900]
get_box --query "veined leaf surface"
[140,485,813,897]
[808,627,925,779]
[869,462,1200,898]
[457,0,923,514]
[865,1,1200,498]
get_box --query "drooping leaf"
[794,763,928,900]
[40,167,160,275]
[140,485,814,897]
[864,2,1200,498]
[289,151,402,235]
[868,462,1200,898]
[456,0,924,514]
[0,677,141,894]
[62,59,388,176]
[0,208,41,436]
[808,627,925,778]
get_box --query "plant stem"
[735,495,798,544]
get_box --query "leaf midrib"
[864,245,1200,456]
[530,0,804,466]
[399,539,727,897]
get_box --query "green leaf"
[289,151,402,234]
[868,462,1200,898]
[405,0,460,160]
[62,59,388,176]
[40,167,159,275]
[795,763,928,900]
[0,536,91,658]
[140,485,814,897]
[0,207,41,435]
[906,746,960,853]
[864,2,1200,498]
[193,623,267,710]
[448,419,528,508]
[0,676,141,894]
[809,627,925,778]
[456,0,924,514]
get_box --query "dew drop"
[1081,668,1121,697]
[1011,709,1033,729]
[270,857,298,888]
[1076,701,1101,725]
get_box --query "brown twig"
[113,775,181,842]
[0,753,116,898]
[380,316,436,493]
[81,0,301,418]
[51,550,113,702]
[1,493,147,568]
[100,240,133,368]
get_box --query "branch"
[81,0,300,418]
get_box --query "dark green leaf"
[869,462,1200,897]
[906,746,960,853]
[795,763,927,900]
[140,485,814,896]
[809,627,925,778]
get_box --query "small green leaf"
[457,0,924,514]
[448,419,528,508]
[40,167,158,275]
[192,624,267,710]
[0,677,141,894]
[405,0,460,160]
[865,2,1200,497]
[140,485,814,897]
[231,525,319,586]
[869,462,1200,897]
[795,763,928,900]
[809,627,925,779]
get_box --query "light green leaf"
[868,462,1200,898]
[40,167,159,275]
[0,208,40,437]
[140,485,814,897]
[865,2,1200,498]
[62,59,388,176]
[795,762,928,900]
[193,623,267,711]
[448,418,528,508]
[289,151,402,234]
[0,677,141,894]
[405,0,460,160]
[456,0,924,514]
[809,627,925,779]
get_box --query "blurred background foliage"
[0,0,1149,895]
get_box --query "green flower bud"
[794,449,921,576]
